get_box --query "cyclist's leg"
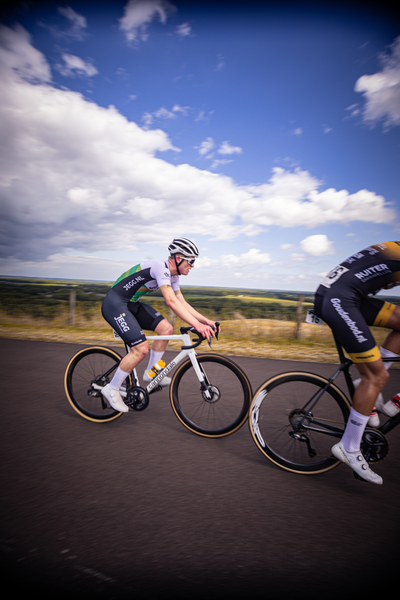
[144,319,174,383]
[333,350,386,483]
[329,296,389,415]
[130,302,173,383]
[351,359,389,417]
[153,317,174,352]
[318,291,384,482]
[320,294,395,414]
[101,292,150,406]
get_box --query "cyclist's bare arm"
[174,290,220,333]
[160,285,214,340]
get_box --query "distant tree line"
[0,279,109,319]
[1,277,399,322]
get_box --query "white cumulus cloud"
[355,35,400,130]
[197,137,215,156]
[176,23,191,37]
[57,53,98,77]
[300,235,335,256]
[58,6,87,39]
[197,249,271,270]
[0,23,51,83]
[241,167,394,228]
[119,0,176,42]
[0,24,396,269]
[218,141,243,155]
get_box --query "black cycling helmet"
[168,237,199,258]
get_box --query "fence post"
[294,294,304,339]
[69,288,76,326]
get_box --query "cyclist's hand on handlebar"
[196,323,215,342]
[205,320,221,335]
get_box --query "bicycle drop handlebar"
[180,321,220,349]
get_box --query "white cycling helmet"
[168,237,199,258]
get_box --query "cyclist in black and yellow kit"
[314,242,400,484]
[100,238,218,414]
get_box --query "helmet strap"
[174,254,184,276]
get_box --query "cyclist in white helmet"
[101,237,218,412]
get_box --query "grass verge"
[0,310,394,364]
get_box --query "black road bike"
[249,315,400,476]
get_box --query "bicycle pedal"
[353,471,368,483]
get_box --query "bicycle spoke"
[65,347,126,422]
[250,372,350,474]
[170,354,251,437]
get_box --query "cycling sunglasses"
[186,258,196,265]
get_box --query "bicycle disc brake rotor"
[125,386,150,411]
[361,428,389,463]
[202,385,220,403]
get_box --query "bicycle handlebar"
[180,321,220,349]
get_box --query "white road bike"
[64,323,252,438]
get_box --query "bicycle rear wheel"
[170,354,252,438]
[249,372,351,474]
[64,346,131,422]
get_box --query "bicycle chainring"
[125,386,150,411]
[361,428,389,463]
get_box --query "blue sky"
[1,0,399,292]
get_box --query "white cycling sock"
[147,349,164,371]
[380,346,398,371]
[110,366,129,391]
[341,408,369,453]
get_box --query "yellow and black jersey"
[314,242,400,363]
[319,242,400,297]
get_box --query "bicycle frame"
[297,334,400,438]
[130,331,208,394]
[91,327,214,398]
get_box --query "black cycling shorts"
[314,285,396,363]
[101,289,165,347]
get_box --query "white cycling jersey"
[111,259,180,301]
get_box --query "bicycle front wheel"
[170,354,252,438]
[64,346,131,423]
[249,372,351,474]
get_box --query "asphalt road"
[1,338,400,599]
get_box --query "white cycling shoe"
[101,383,129,413]
[143,372,171,387]
[376,393,400,417]
[332,442,383,485]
